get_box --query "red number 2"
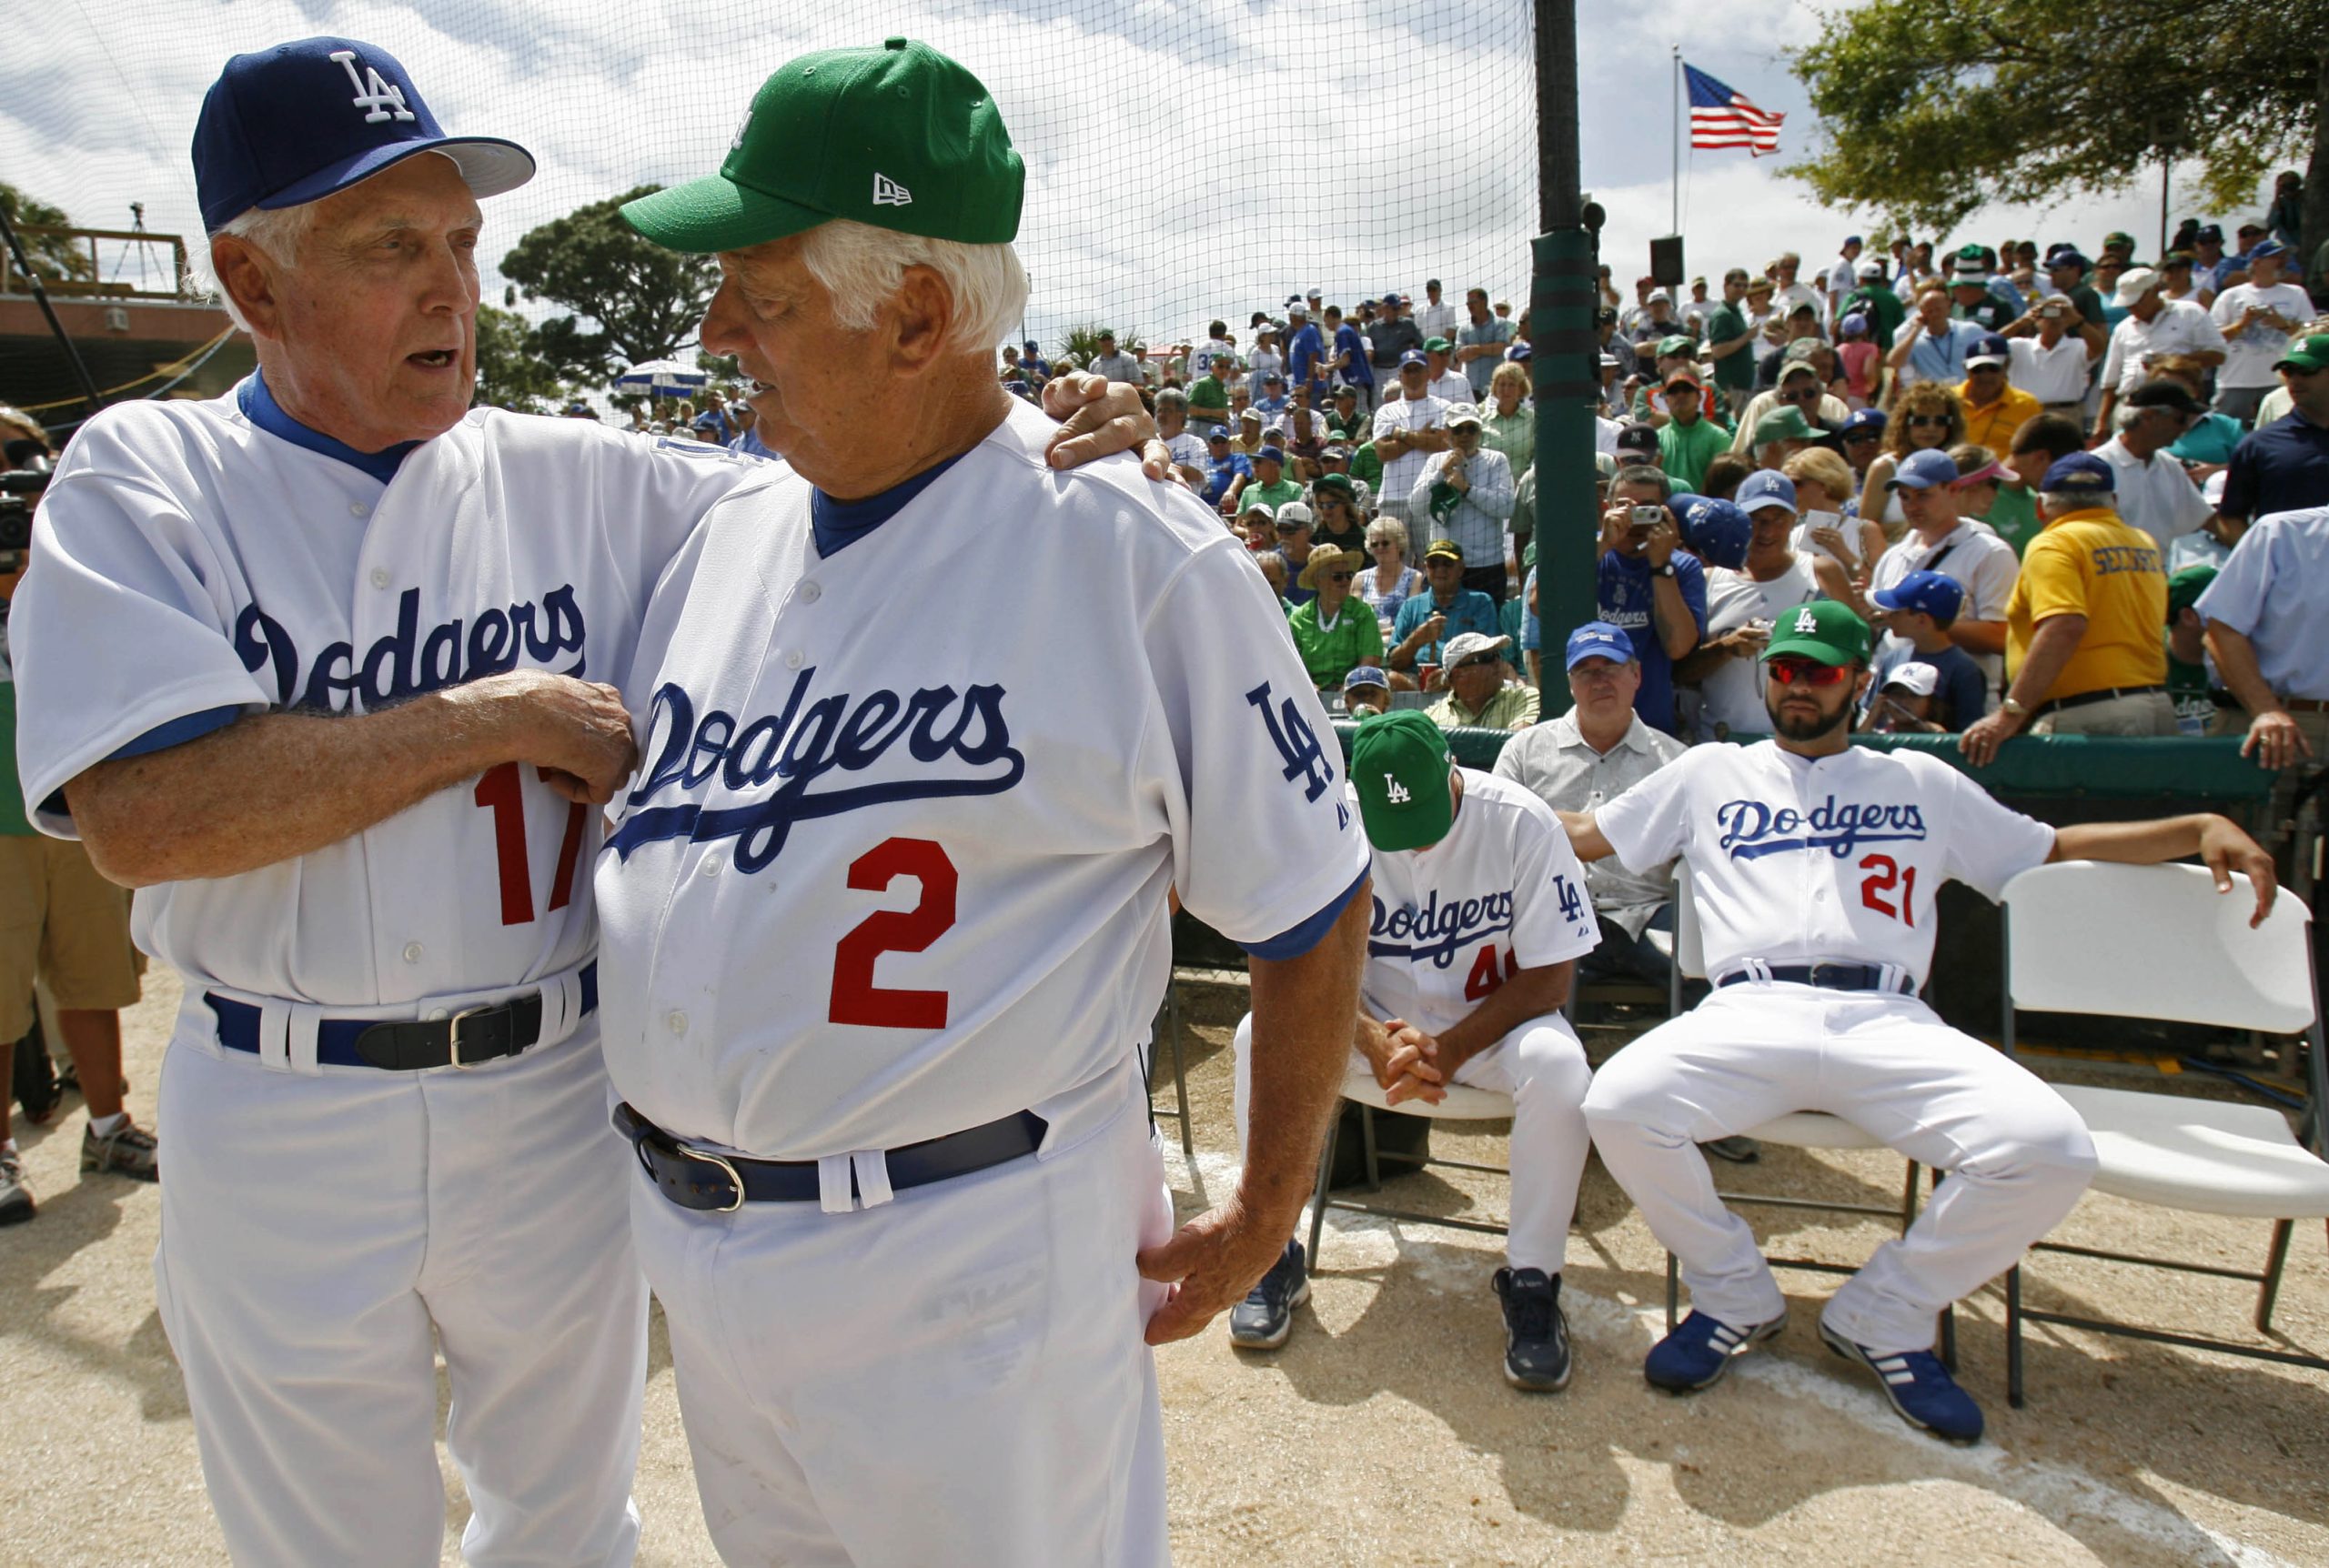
[829,838,959,1029]
[1858,854,1917,927]
[473,762,589,927]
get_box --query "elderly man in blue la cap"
[8,35,1161,1568]
[1961,452,2176,765]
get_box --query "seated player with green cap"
[1225,710,1603,1392]
[600,36,1375,1564]
[1557,597,2274,1444]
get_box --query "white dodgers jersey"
[1595,741,2055,989]
[1361,769,1598,1040]
[595,397,1368,1159]
[14,386,767,1004]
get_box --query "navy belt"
[615,1101,1047,1212]
[1717,962,1914,996]
[207,963,597,1070]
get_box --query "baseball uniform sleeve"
[1591,745,1699,873]
[1926,759,2055,898]
[1141,534,1371,950]
[1506,796,1601,969]
[13,425,278,837]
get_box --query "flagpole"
[1670,48,1680,236]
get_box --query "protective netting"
[5,0,1541,372]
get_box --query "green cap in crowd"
[621,37,1023,252]
[2166,563,2219,622]
[2276,334,2329,375]
[1763,599,1872,667]
[1349,712,1454,851]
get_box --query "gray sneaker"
[82,1119,159,1182]
[0,1150,33,1224]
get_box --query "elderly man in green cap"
[600,38,1371,1564]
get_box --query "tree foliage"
[0,181,95,284]
[472,304,569,412]
[1785,0,2327,256]
[498,186,719,387]
[1058,324,1144,369]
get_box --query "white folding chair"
[1657,863,1946,1354]
[1304,1063,1515,1264]
[1998,860,2329,1404]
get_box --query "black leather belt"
[615,1101,1047,1212]
[2035,684,2166,718]
[1717,962,1915,996]
[207,963,597,1070]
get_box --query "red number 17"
[473,762,589,927]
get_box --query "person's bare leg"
[57,1010,123,1120]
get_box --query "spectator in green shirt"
[1187,355,1234,434]
[1286,548,1383,689]
[1655,375,1730,493]
[1479,361,1535,478]
[1237,446,1303,518]
[1703,267,1758,417]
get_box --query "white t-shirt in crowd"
[2209,282,2315,389]
[2007,334,2093,405]
[1697,556,1824,739]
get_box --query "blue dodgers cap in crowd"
[1564,621,1637,670]
[1023,339,1039,352]
[1968,333,2012,367]
[1871,568,1966,623]
[1734,469,1799,517]
[1888,448,1961,491]
[2041,451,2116,495]
[1344,665,1389,692]
[1256,444,1286,464]
[2251,239,2291,260]
[1505,341,1533,361]
[1840,408,1887,437]
[1399,347,1430,367]
[1672,495,1750,569]
[2046,246,2090,270]
[194,37,536,232]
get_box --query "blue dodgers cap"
[2250,239,2291,260]
[1968,333,2012,367]
[2041,451,2116,495]
[1343,665,1389,692]
[1505,341,1533,361]
[1023,339,1039,352]
[1735,469,1799,517]
[1888,448,1961,491]
[1871,568,1966,623]
[193,38,535,232]
[1399,347,1430,367]
[1840,407,1887,437]
[2045,246,2090,270]
[1672,495,1750,569]
[1565,620,1637,669]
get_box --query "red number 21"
[473,762,589,927]
[830,838,959,1029]
[1858,853,1917,926]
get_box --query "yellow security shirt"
[2006,507,2167,700]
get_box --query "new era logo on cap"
[872,172,912,206]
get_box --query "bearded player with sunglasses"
[1557,599,2274,1443]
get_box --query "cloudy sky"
[5,0,2274,366]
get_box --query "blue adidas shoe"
[1818,1320,1984,1443]
[1228,1240,1308,1350]
[1643,1308,1787,1392]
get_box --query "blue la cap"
[1734,469,1799,517]
[1344,665,1389,692]
[1672,495,1750,569]
[1399,348,1429,367]
[1968,333,2012,366]
[2250,239,2291,260]
[194,38,535,233]
[2041,451,2116,495]
[1023,339,1040,352]
[1565,621,1637,670]
[2045,246,2090,270]
[1505,341,1533,361]
[1871,568,1965,623]
[1888,448,1961,491]
[1840,407,1887,437]
[1257,444,1286,464]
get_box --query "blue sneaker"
[1643,1308,1788,1393]
[1818,1320,1984,1443]
[1228,1241,1308,1349]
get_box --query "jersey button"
[401,941,423,963]
[349,502,369,518]
[370,568,390,589]
[666,1010,689,1036]
[783,649,804,669]
[799,581,822,603]
[699,852,723,878]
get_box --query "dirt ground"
[4,969,2326,1567]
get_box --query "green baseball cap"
[1655,334,1695,358]
[1423,337,1452,354]
[1762,599,1871,667]
[1349,712,1454,851]
[621,37,1023,253]
[1752,405,1816,445]
[2275,333,2329,374]
[2166,563,2218,621]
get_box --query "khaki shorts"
[2031,689,2179,739]
[0,835,141,1040]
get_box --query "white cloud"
[2,0,2283,378]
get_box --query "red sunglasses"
[1766,656,1853,688]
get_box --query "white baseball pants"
[1232,1011,1593,1275]
[628,1063,1174,1567]
[153,1011,646,1568]
[1583,983,2097,1353]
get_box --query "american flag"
[1685,63,1783,156]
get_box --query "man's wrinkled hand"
[1042,373,1165,477]
[1136,1197,1297,1345]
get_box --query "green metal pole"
[1531,0,1594,717]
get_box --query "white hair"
[200,204,318,333]
[797,218,1027,357]
[2038,490,2102,516]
